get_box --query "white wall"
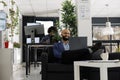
[76,0,92,46]
[0,49,13,80]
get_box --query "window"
[93,26,120,40]
[93,25,120,52]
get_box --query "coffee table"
[74,60,120,80]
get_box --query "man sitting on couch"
[53,29,71,59]
[53,29,104,63]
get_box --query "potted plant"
[4,37,9,48]
[0,1,7,6]
[1,0,20,48]
[4,33,9,48]
[7,0,19,37]
[4,40,9,48]
[13,42,20,48]
[61,0,77,37]
[52,33,61,43]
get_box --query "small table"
[26,44,53,75]
[74,60,120,80]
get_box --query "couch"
[41,47,120,80]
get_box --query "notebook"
[69,37,87,50]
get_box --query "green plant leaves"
[61,0,77,36]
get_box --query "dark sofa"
[41,48,120,80]
[41,51,75,80]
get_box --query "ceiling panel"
[15,0,120,17]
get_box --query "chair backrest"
[91,49,104,60]
[47,47,58,63]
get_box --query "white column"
[19,16,23,63]
[76,0,92,46]
[0,31,2,48]
[59,3,64,30]
[0,49,13,80]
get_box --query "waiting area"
[0,0,120,80]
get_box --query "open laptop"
[69,37,87,50]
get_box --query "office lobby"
[0,0,120,80]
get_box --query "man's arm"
[41,35,50,44]
[53,43,63,59]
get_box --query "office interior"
[0,0,120,80]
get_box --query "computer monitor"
[24,24,44,43]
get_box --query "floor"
[13,63,41,80]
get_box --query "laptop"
[69,37,87,50]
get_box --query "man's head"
[61,29,70,41]
[48,26,57,36]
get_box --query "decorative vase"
[4,41,9,48]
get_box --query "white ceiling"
[15,0,120,17]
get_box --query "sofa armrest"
[109,52,120,60]
[91,49,103,60]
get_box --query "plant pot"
[4,41,9,48]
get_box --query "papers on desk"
[89,60,120,63]
[26,37,40,43]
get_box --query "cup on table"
[100,52,109,60]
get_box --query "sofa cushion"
[91,49,103,60]
[47,63,73,72]
[109,52,120,60]
[61,49,92,64]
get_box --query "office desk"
[74,60,120,80]
[26,44,53,75]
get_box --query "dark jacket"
[41,35,51,44]
[53,41,65,59]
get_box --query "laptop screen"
[69,37,87,50]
